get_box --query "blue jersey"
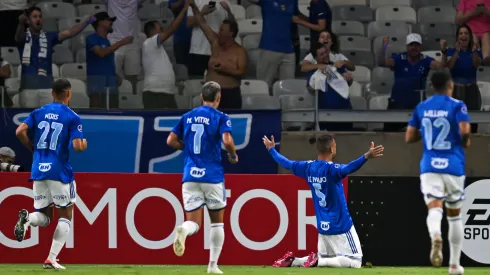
[23,102,84,183]
[292,160,355,235]
[171,106,232,183]
[408,94,470,176]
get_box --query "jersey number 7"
[191,124,204,154]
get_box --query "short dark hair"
[25,6,42,18]
[431,69,452,93]
[144,20,159,38]
[313,44,329,58]
[222,19,239,38]
[201,82,221,102]
[309,134,335,154]
[52,79,72,96]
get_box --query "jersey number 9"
[37,121,63,150]
[421,117,451,150]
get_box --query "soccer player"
[167,81,237,274]
[405,69,470,275]
[14,79,88,270]
[264,134,384,268]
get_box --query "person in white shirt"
[186,0,231,77]
[142,0,191,109]
[106,0,142,93]
[0,0,28,47]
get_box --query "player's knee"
[208,208,225,224]
[446,208,461,217]
[427,199,443,209]
[56,205,74,221]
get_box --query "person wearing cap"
[86,12,134,109]
[15,6,93,108]
[0,147,15,164]
[378,33,442,132]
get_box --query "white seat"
[422,51,443,62]
[370,0,410,9]
[60,63,87,81]
[351,65,371,83]
[273,79,308,97]
[237,19,262,37]
[37,2,76,19]
[368,21,410,39]
[376,6,416,24]
[247,49,260,77]
[368,94,390,130]
[76,49,86,63]
[298,5,310,17]
[10,65,18,78]
[137,80,144,94]
[279,94,314,130]
[372,67,395,84]
[246,5,262,19]
[64,78,89,108]
[138,4,162,20]
[328,0,367,6]
[183,79,205,97]
[349,81,363,97]
[332,20,365,36]
[240,80,269,96]
[119,79,143,109]
[77,4,106,17]
[230,4,246,20]
[4,78,20,95]
[477,67,490,82]
[373,36,406,60]
[339,36,371,52]
[418,6,456,23]
[242,95,280,109]
[299,35,311,50]
[478,81,490,106]
[59,17,95,34]
[52,46,74,65]
[71,33,91,54]
[242,34,261,50]
[1,47,20,66]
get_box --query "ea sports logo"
[462,179,490,264]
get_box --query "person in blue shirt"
[167,81,238,274]
[405,70,471,275]
[264,134,384,268]
[296,0,332,54]
[441,24,482,134]
[14,79,88,270]
[15,6,93,108]
[169,0,192,66]
[86,12,134,109]
[378,33,442,132]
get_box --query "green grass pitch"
[0,265,489,274]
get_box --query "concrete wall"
[279,132,490,176]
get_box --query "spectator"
[441,24,482,133]
[297,0,332,53]
[106,0,142,93]
[142,0,191,109]
[249,0,309,86]
[456,0,490,65]
[378,33,441,132]
[0,0,28,47]
[190,1,247,109]
[169,0,192,66]
[301,30,355,73]
[0,51,13,107]
[16,7,92,108]
[0,147,15,164]
[187,0,232,77]
[86,12,133,109]
[308,44,353,131]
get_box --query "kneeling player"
[263,134,384,268]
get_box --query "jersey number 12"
[191,124,204,154]
[37,121,63,150]
[422,117,451,150]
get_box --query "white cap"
[406,33,422,45]
[0,147,15,158]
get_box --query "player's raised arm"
[330,142,384,180]
[167,117,185,150]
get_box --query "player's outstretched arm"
[405,126,422,143]
[15,123,33,152]
[167,132,185,151]
[338,142,384,178]
[263,135,294,170]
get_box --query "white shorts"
[182,182,226,212]
[420,173,465,209]
[111,41,141,76]
[317,225,363,265]
[33,180,77,210]
[19,89,51,108]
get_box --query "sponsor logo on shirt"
[430,158,449,169]
[190,167,206,178]
[34,195,46,201]
[53,194,67,200]
[320,221,330,231]
[38,163,52,172]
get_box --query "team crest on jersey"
[320,221,330,231]
[190,167,206,178]
[38,163,52,172]
[77,125,83,132]
[461,105,468,114]
[226,120,232,127]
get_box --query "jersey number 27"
[422,117,451,150]
[37,121,63,150]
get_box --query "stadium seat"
[192,95,201,108]
[136,80,144,94]
[71,33,90,54]
[350,95,367,109]
[478,81,490,105]
[4,78,20,96]
[77,4,106,17]
[60,63,87,81]
[339,36,371,52]
[412,0,455,10]
[43,17,58,32]
[351,65,371,83]
[273,79,308,97]
[10,65,18,78]
[376,6,416,24]
[242,34,261,50]
[372,36,407,59]
[183,79,205,97]
[65,78,89,108]
[247,49,260,77]
[328,0,367,7]
[119,80,143,109]
[365,81,394,96]
[174,64,189,82]
[341,50,375,68]
[241,80,269,96]
[237,19,263,37]
[242,95,280,109]
[423,36,456,51]
[37,2,76,19]
[52,46,74,65]
[138,4,161,20]
[332,21,365,36]
[246,5,262,19]
[279,94,314,131]
[372,67,395,85]
[368,95,390,130]
[422,51,443,62]
[477,67,490,82]
[370,0,410,9]
[175,95,192,109]
[59,18,95,34]
[300,35,311,51]
[367,21,410,39]
[418,6,456,23]
[349,81,363,97]
[332,5,373,23]
[230,4,246,20]
[413,23,456,37]
[76,49,86,63]
[161,2,173,19]
[74,0,105,4]
[298,5,310,17]
[1,47,20,66]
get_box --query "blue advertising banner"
[0,109,281,174]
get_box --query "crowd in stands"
[0,0,489,133]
